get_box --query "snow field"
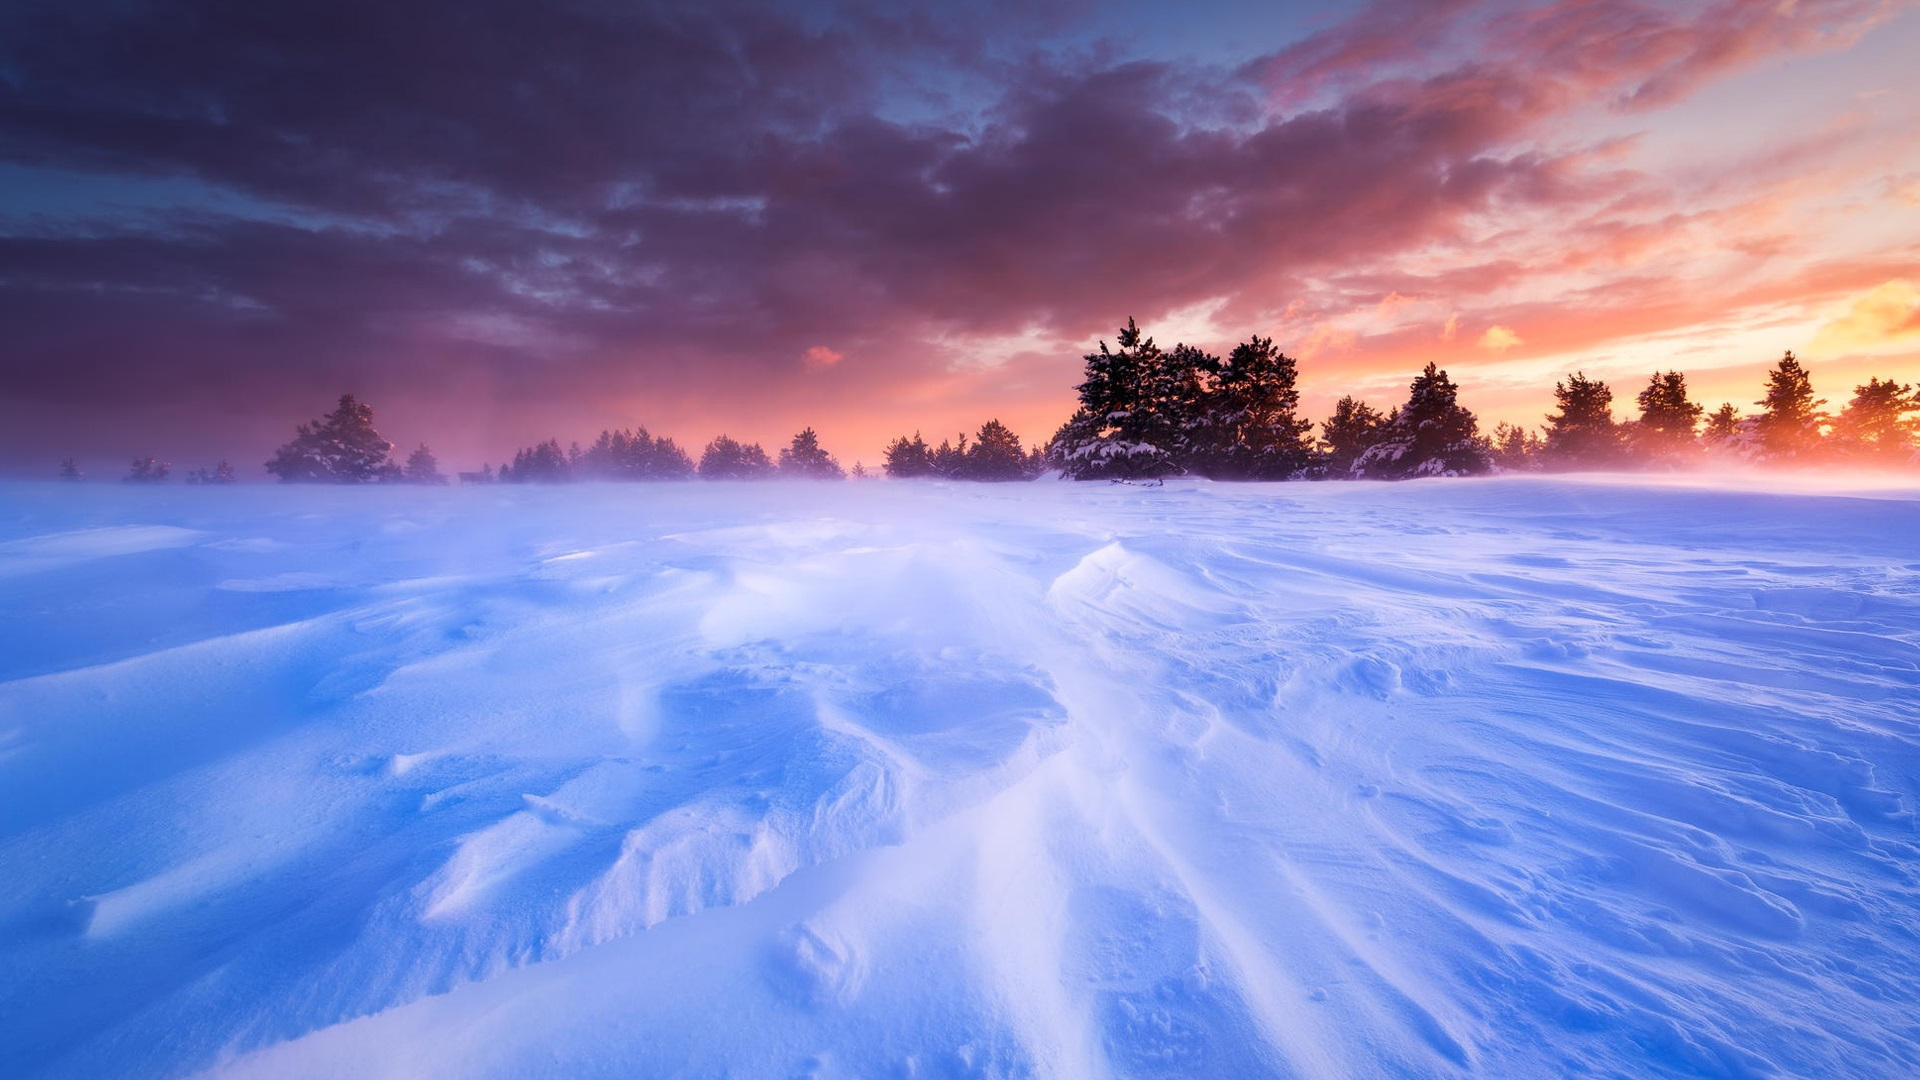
[1,476,1917,1078]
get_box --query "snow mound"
[1,477,1917,1078]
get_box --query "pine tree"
[123,456,170,483]
[778,428,845,479]
[1831,377,1919,462]
[883,433,934,478]
[1751,351,1826,460]
[1055,319,1179,479]
[403,444,449,484]
[965,419,1033,481]
[699,435,776,479]
[1192,337,1311,480]
[501,438,571,482]
[929,434,968,478]
[1542,372,1624,470]
[1354,364,1491,479]
[265,394,399,483]
[58,458,82,481]
[1491,422,1542,471]
[1317,396,1387,477]
[1632,371,1703,464]
[1703,403,1741,444]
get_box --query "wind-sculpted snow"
[1,477,1917,1078]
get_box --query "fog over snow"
[2,476,1918,1078]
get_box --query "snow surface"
[2,475,1919,1079]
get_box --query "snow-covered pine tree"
[265,394,400,483]
[1831,377,1919,462]
[1192,336,1311,480]
[1542,372,1624,470]
[1316,396,1388,477]
[1751,351,1827,461]
[778,428,845,479]
[964,419,1033,481]
[1056,319,1179,479]
[1354,363,1491,479]
[1632,371,1703,465]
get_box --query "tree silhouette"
[1491,423,1542,471]
[1318,396,1388,477]
[1355,364,1491,479]
[1632,371,1703,464]
[123,456,169,483]
[778,428,844,479]
[265,394,399,483]
[965,419,1033,481]
[1192,336,1312,480]
[1751,351,1826,460]
[699,435,777,479]
[1056,319,1179,479]
[1831,377,1919,462]
[1543,372,1623,470]
[403,444,449,484]
[882,433,934,478]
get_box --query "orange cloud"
[1478,325,1525,351]
[1808,279,1920,356]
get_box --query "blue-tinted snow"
[1,476,1917,1078]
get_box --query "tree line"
[1044,320,1918,480]
[58,322,1919,484]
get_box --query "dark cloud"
[0,0,1897,472]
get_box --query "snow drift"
[1,476,1917,1078]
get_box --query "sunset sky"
[3,0,1918,475]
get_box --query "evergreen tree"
[501,438,571,482]
[58,458,82,481]
[1055,319,1179,479]
[882,433,934,478]
[123,456,169,483]
[1316,396,1387,477]
[778,428,844,479]
[1703,403,1742,444]
[1354,363,1491,479]
[1632,371,1703,464]
[265,394,399,483]
[1542,372,1624,469]
[184,461,236,484]
[403,444,449,484]
[1491,422,1542,472]
[1145,342,1210,469]
[1751,350,1826,460]
[698,435,776,479]
[929,434,968,478]
[1831,377,1919,462]
[964,419,1033,481]
[1192,337,1312,480]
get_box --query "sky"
[2,0,1918,476]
